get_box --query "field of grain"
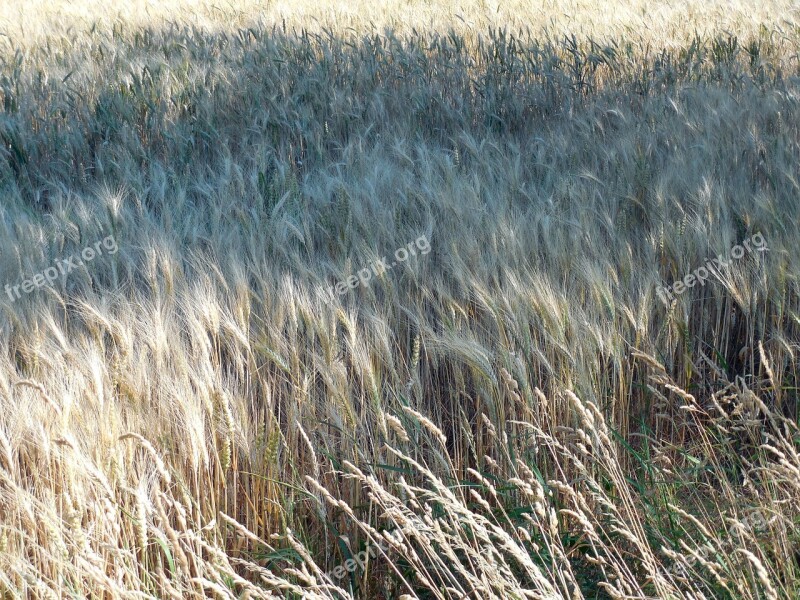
[1,1,800,598]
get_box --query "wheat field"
[1,1,800,598]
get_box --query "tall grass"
[0,1,799,598]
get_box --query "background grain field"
[1,2,800,598]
